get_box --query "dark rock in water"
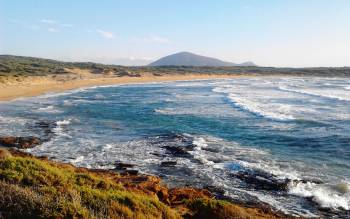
[201,147,220,153]
[114,162,135,170]
[150,152,165,157]
[121,170,139,176]
[299,178,323,184]
[232,170,290,192]
[150,133,195,149]
[318,207,350,219]
[160,161,177,167]
[27,120,57,142]
[147,133,196,158]
[0,136,42,149]
[162,145,192,157]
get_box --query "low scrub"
[0,149,291,219]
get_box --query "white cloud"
[48,27,58,32]
[40,19,56,24]
[96,29,115,39]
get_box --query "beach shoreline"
[0,74,242,101]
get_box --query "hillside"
[148,52,255,67]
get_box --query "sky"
[1,0,350,67]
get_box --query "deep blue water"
[0,77,349,217]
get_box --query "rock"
[160,161,177,167]
[27,121,56,142]
[150,152,164,157]
[146,133,196,158]
[0,136,42,149]
[162,145,192,157]
[232,170,290,191]
[201,147,220,153]
[0,148,12,159]
[114,162,135,170]
[121,170,139,176]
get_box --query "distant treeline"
[1,55,350,77]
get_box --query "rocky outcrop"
[0,136,42,149]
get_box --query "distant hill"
[1,55,350,77]
[148,52,256,67]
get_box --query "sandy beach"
[0,71,239,101]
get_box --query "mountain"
[148,52,255,67]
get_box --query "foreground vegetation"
[0,148,291,219]
[1,55,350,78]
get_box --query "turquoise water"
[1,77,349,217]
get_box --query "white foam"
[52,119,72,138]
[0,115,28,125]
[71,156,85,164]
[279,85,350,101]
[189,136,214,165]
[154,108,177,115]
[192,137,208,149]
[227,93,296,121]
[37,105,61,113]
[94,94,106,99]
[103,144,113,150]
[212,78,350,121]
[288,181,350,210]
[56,119,71,126]
[213,84,302,121]
[63,100,73,106]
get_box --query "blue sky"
[1,0,349,67]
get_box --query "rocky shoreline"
[0,134,298,219]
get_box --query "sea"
[0,76,349,218]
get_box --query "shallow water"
[0,76,349,217]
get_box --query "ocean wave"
[213,86,298,121]
[37,105,62,113]
[52,119,72,138]
[0,115,28,125]
[189,136,215,166]
[174,82,207,87]
[227,93,296,121]
[279,85,350,102]
[94,94,106,99]
[56,119,71,126]
[71,155,85,164]
[288,181,350,210]
[103,144,113,150]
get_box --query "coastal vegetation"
[0,148,291,219]
[1,55,350,79]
